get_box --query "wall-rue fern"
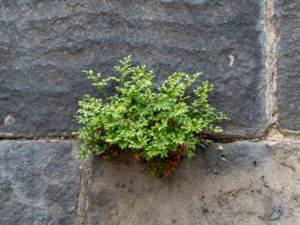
[74,56,228,176]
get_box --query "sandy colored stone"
[87,141,300,225]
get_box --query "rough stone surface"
[0,141,81,225]
[0,0,267,137]
[87,141,300,225]
[276,0,300,131]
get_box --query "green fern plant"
[74,56,228,176]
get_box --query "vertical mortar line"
[76,161,92,225]
[74,140,92,225]
[264,0,279,130]
[264,1,300,139]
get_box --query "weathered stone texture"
[88,141,300,225]
[0,141,81,225]
[276,0,300,131]
[0,0,267,137]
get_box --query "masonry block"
[0,0,267,137]
[276,0,300,131]
[87,141,300,225]
[0,141,81,225]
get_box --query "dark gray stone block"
[0,0,267,137]
[0,141,81,225]
[276,0,300,131]
[87,141,300,225]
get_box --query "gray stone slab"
[276,1,300,131]
[0,141,81,225]
[0,0,267,137]
[87,141,300,225]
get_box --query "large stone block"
[87,141,300,225]
[0,141,81,225]
[0,0,267,137]
[276,0,300,131]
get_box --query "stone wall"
[0,1,299,224]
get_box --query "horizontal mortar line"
[0,135,299,144]
[0,132,263,142]
[203,133,264,143]
[264,123,300,141]
[279,128,300,135]
[267,132,300,141]
[0,135,74,141]
[0,131,299,143]
[0,134,272,143]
